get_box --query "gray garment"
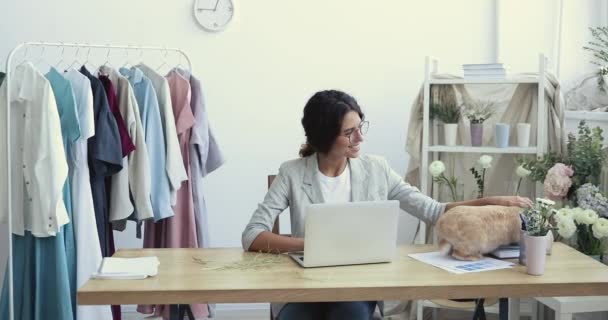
[174,69,225,249]
[241,153,446,317]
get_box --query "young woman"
[242,90,532,320]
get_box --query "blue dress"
[0,67,77,320]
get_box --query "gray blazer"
[241,154,446,250]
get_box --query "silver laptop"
[288,200,399,268]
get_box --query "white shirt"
[63,69,112,320]
[99,66,153,223]
[0,62,69,236]
[318,163,352,203]
[136,64,187,205]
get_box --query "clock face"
[194,0,234,32]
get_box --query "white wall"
[0,0,496,253]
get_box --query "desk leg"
[170,304,180,320]
[505,298,520,320]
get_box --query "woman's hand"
[485,196,533,208]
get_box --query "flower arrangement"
[515,165,531,196]
[470,155,492,198]
[576,183,608,218]
[518,121,605,201]
[430,102,462,124]
[463,99,496,124]
[582,26,608,91]
[429,160,460,202]
[543,163,574,200]
[555,207,608,256]
[521,198,557,237]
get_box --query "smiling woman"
[240,89,532,319]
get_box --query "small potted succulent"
[430,102,462,146]
[463,99,496,146]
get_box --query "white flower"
[516,165,531,178]
[574,209,599,225]
[557,217,577,238]
[536,198,556,206]
[555,208,574,221]
[429,161,446,177]
[477,155,493,169]
[592,218,608,239]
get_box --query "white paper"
[408,251,514,274]
[95,256,160,279]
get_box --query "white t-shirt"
[318,164,352,203]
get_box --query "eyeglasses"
[343,120,369,143]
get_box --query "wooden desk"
[78,243,608,320]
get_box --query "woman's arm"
[445,196,533,211]
[248,232,304,253]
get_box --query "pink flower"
[543,163,574,200]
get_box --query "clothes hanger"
[121,45,132,69]
[155,47,169,72]
[101,46,114,69]
[174,51,187,72]
[32,45,52,73]
[81,45,97,71]
[54,43,68,71]
[65,45,83,71]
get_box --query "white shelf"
[428,145,538,154]
[428,77,539,84]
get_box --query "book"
[462,63,505,70]
[489,245,520,259]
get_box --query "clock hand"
[213,0,219,11]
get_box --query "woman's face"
[328,111,364,159]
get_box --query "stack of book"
[489,244,520,259]
[463,63,508,80]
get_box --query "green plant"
[429,160,460,202]
[430,102,461,124]
[470,155,492,198]
[518,121,606,199]
[522,198,557,237]
[463,99,496,124]
[582,26,608,91]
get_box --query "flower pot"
[444,123,458,146]
[524,233,548,276]
[517,123,531,147]
[470,123,483,147]
[495,123,510,148]
[519,229,527,265]
[545,231,554,255]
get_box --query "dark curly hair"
[299,90,365,157]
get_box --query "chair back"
[268,175,280,235]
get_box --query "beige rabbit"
[436,205,522,261]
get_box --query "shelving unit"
[418,53,548,244]
[416,54,549,320]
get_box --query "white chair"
[535,296,608,320]
[417,298,538,320]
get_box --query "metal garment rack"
[4,41,193,320]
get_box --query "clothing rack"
[3,42,193,320]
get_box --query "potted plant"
[555,206,608,262]
[520,198,557,275]
[463,99,495,146]
[430,102,461,146]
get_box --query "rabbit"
[436,205,522,261]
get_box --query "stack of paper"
[92,256,160,280]
[462,63,508,80]
[408,251,514,274]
